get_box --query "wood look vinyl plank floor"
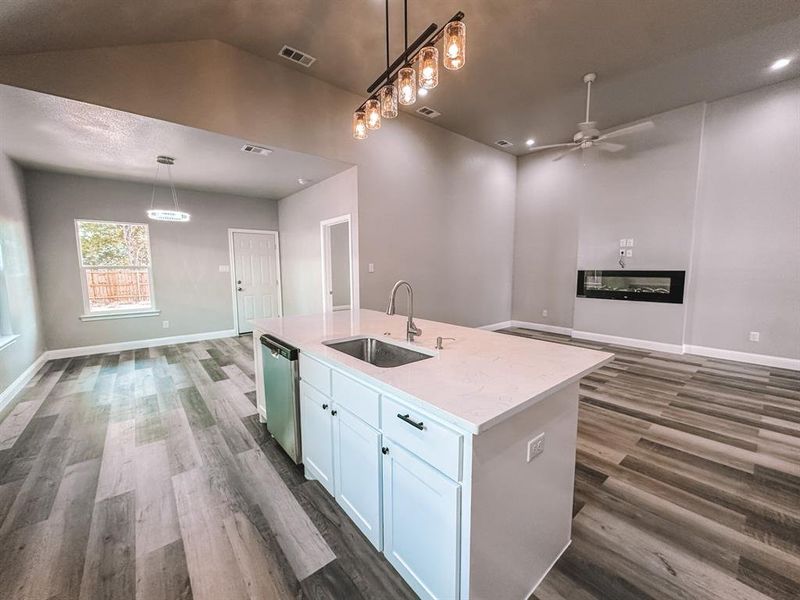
[0,331,797,599]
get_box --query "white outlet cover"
[368,263,375,273]
[626,249,633,257]
[749,331,760,342]
[542,309,548,317]
[162,320,169,328]
[527,432,545,462]
[219,265,230,272]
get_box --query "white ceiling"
[0,1,798,154]
[0,84,352,199]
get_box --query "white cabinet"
[299,381,335,495]
[382,440,461,600]
[333,406,383,549]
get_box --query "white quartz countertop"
[252,310,613,434]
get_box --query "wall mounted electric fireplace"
[576,270,686,304]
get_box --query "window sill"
[0,334,20,352]
[79,309,160,322]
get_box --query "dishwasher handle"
[259,334,299,361]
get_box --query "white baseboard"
[510,320,573,336]
[45,329,238,360]
[0,352,48,414]
[683,344,799,371]
[478,320,513,331]
[572,329,684,354]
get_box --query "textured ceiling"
[0,84,351,199]
[0,1,799,154]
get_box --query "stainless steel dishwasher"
[260,334,301,463]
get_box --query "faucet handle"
[435,336,456,350]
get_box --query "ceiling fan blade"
[598,120,655,140]
[552,146,581,162]
[528,142,575,153]
[598,141,625,152]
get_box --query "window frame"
[74,218,159,320]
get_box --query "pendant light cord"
[150,160,182,212]
[385,0,390,84]
[403,0,409,65]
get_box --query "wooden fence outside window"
[86,268,151,309]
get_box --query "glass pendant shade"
[418,46,439,89]
[379,84,398,118]
[443,21,466,70]
[397,66,417,105]
[352,110,368,140]
[365,98,381,130]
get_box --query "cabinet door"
[382,440,460,600]
[299,381,334,495]
[333,406,383,549]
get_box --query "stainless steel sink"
[323,336,434,368]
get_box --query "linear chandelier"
[353,0,466,139]
[147,156,190,222]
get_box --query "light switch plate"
[619,238,626,247]
[368,263,375,273]
[749,331,760,342]
[219,265,230,273]
[527,433,545,462]
[627,238,635,247]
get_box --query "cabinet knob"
[322,403,328,410]
[382,447,389,455]
[331,410,338,416]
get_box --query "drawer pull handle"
[382,446,389,454]
[322,404,328,410]
[331,410,338,416]
[397,413,424,430]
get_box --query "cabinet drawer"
[331,371,380,428]
[299,353,331,396]
[381,395,462,481]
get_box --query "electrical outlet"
[368,263,375,273]
[162,320,170,329]
[626,249,633,257]
[526,433,545,462]
[542,309,548,317]
[749,331,760,342]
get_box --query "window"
[76,220,156,317]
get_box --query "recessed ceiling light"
[770,57,791,71]
[526,139,535,146]
[418,87,428,97]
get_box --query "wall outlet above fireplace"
[749,331,760,342]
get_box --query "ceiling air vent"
[416,106,441,119]
[495,139,513,147]
[241,144,273,156]
[278,45,317,67]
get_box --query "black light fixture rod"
[403,0,408,62]
[365,11,464,94]
[385,0,390,82]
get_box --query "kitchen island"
[253,309,612,600]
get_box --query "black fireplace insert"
[576,270,685,304]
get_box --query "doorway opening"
[320,215,353,313]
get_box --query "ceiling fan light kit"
[528,72,655,160]
[352,0,466,140]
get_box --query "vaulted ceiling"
[1,0,799,154]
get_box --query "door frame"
[228,228,283,334]
[320,214,355,313]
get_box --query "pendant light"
[352,110,368,139]
[148,156,190,222]
[365,98,381,129]
[443,20,466,70]
[418,45,439,89]
[351,3,467,141]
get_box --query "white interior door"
[232,231,280,333]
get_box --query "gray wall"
[25,170,278,350]
[513,79,799,359]
[0,154,43,395]
[329,221,351,308]
[685,78,800,358]
[278,168,358,317]
[0,40,517,329]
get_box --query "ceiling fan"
[530,73,654,161]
